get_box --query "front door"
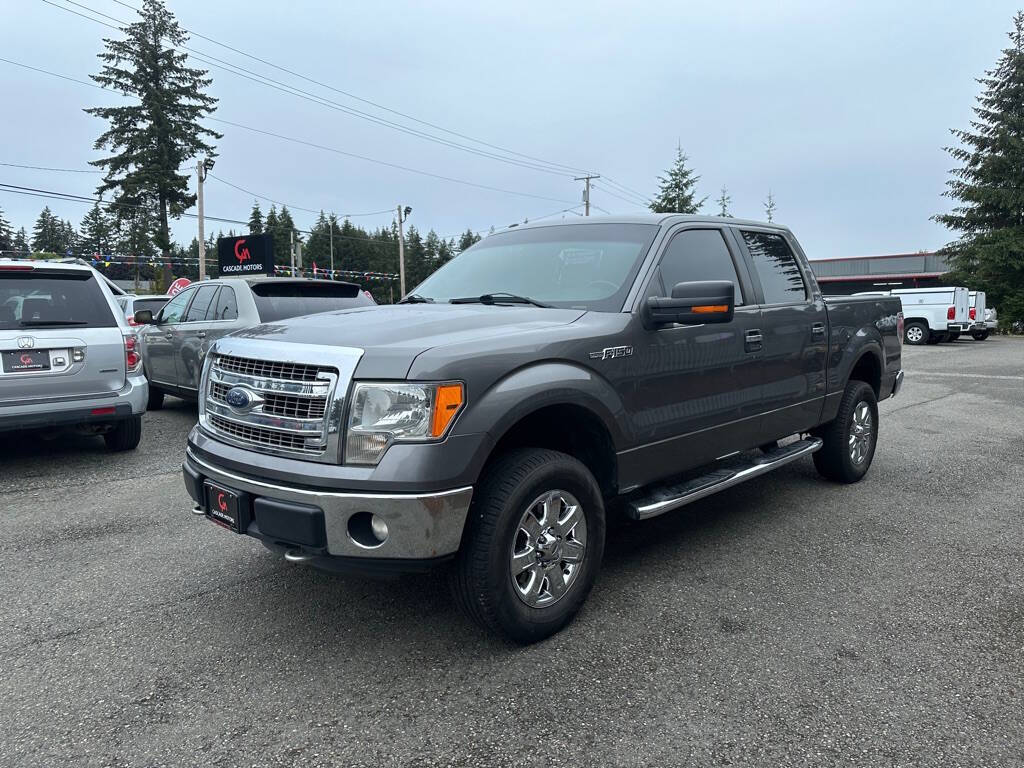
[619,226,764,489]
[144,288,194,387]
[175,284,221,393]
[733,228,828,442]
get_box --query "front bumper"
[0,373,147,432]
[183,448,473,564]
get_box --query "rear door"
[144,287,194,388]
[733,228,828,442]
[0,267,125,403]
[175,283,221,393]
[248,280,376,322]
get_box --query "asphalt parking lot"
[2,338,1022,767]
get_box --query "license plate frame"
[2,350,51,373]
[204,481,249,533]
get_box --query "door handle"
[744,329,763,353]
[195,331,207,339]
[811,322,826,337]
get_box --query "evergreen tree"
[649,145,706,213]
[716,186,732,217]
[80,204,114,255]
[248,201,264,234]
[13,228,28,255]
[86,0,220,258]
[763,190,777,223]
[935,11,1024,325]
[0,206,12,253]
[31,207,61,253]
[457,228,480,253]
[304,211,331,270]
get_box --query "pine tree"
[935,11,1024,325]
[31,207,61,253]
[275,205,299,268]
[0,206,12,253]
[457,228,480,252]
[13,228,28,255]
[248,201,264,234]
[763,190,777,223]
[649,145,706,214]
[716,186,732,217]
[86,0,220,259]
[80,204,113,255]
[304,211,331,270]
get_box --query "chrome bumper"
[892,370,904,397]
[185,449,472,559]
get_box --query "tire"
[947,332,960,342]
[926,332,945,345]
[972,331,990,341]
[812,380,878,484]
[904,321,928,345]
[146,385,164,411]
[103,415,142,451]
[451,448,606,644]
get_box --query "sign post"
[217,233,274,277]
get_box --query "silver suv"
[0,260,147,450]
[136,277,374,409]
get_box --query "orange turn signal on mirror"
[430,383,464,437]
[691,304,729,314]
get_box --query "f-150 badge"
[589,345,633,360]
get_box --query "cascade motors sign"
[218,233,273,275]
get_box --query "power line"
[206,172,394,219]
[0,161,102,174]
[102,0,596,178]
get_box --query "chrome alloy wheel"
[905,325,924,343]
[849,401,874,465]
[510,490,587,608]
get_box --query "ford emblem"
[225,386,253,410]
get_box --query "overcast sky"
[2,0,1018,259]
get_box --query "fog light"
[370,514,389,542]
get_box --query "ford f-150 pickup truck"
[182,215,904,643]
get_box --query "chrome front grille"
[201,352,340,461]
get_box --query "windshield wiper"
[18,320,89,327]
[450,292,552,308]
[398,293,434,304]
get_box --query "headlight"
[345,381,464,465]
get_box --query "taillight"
[124,334,142,373]
[969,307,976,320]
[947,306,955,320]
[897,312,904,345]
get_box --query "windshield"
[249,281,375,322]
[411,223,659,311]
[0,270,116,329]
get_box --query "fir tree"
[31,207,61,253]
[86,0,220,258]
[935,11,1024,325]
[649,145,706,214]
[763,190,777,223]
[248,201,264,234]
[458,228,480,252]
[0,206,12,252]
[80,204,114,255]
[13,228,28,255]
[716,186,732,217]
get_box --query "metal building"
[808,252,951,295]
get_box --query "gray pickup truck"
[182,215,904,642]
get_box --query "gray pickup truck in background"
[182,215,904,642]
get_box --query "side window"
[184,284,219,322]
[210,286,238,320]
[655,229,743,304]
[741,231,808,304]
[157,289,193,324]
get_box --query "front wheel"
[904,321,928,345]
[813,380,878,483]
[451,448,605,644]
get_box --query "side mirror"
[645,280,735,326]
[134,309,154,325]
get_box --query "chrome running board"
[626,437,823,521]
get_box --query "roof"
[497,213,791,234]
[0,258,93,272]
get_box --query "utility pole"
[397,204,408,296]
[290,229,295,275]
[329,216,335,277]
[574,174,600,216]
[197,159,208,280]
[296,239,303,275]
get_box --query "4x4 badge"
[589,345,632,360]
[17,337,34,349]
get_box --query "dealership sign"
[218,233,273,276]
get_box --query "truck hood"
[229,304,587,378]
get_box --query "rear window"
[249,281,374,322]
[0,270,116,329]
[134,298,169,315]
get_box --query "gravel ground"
[1,337,1022,767]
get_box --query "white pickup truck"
[889,287,971,345]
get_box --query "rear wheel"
[948,332,961,342]
[972,331,990,341]
[904,321,928,345]
[104,415,142,451]
[813,380,878,484]
[451,448,605,644]
[926,332,945,344]
[146,385,164,411]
